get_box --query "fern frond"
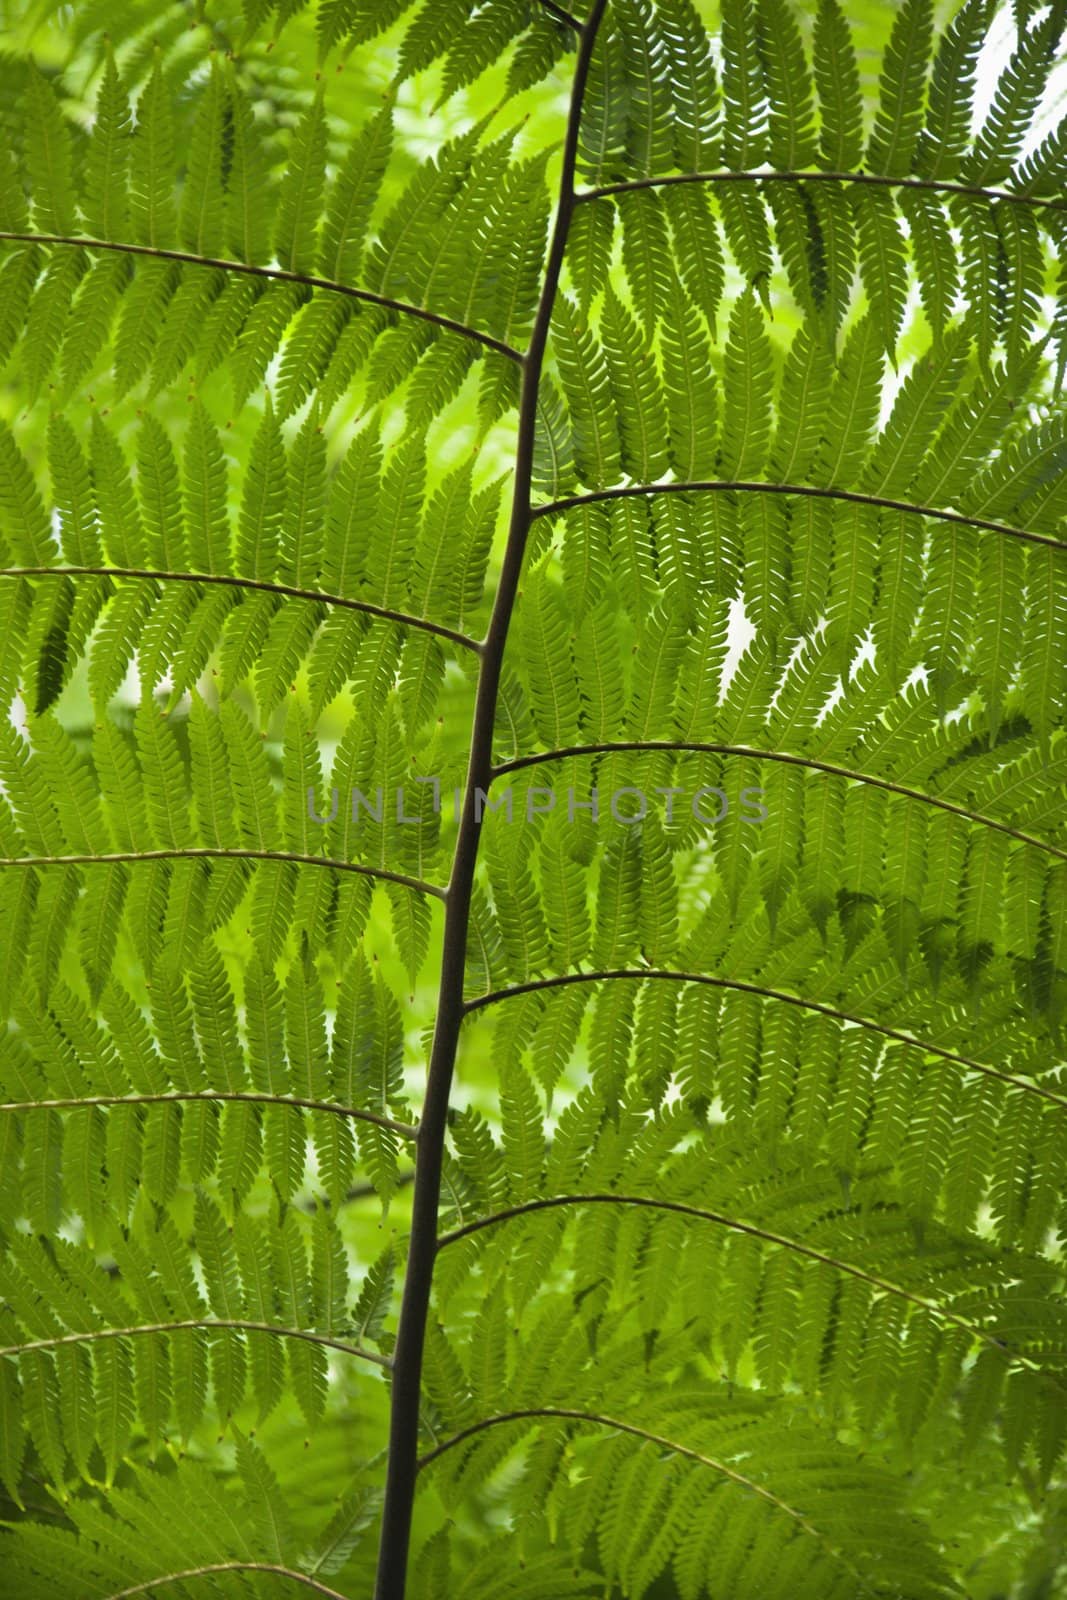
[2,2,1066,1593]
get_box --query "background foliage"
[0,0,1066,1595]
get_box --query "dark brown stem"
[371,6,608,1594]
[0,566,481,654]
[0,848,446,901]
[577,167,1067,217]
[463,970,1067,1111]
[490,742,1067,863]
[531,480,1067,554]
[0,1090,417,1139]
[536,0,582,26]
[0,232,522,363]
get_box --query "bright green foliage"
[0,2,1066,1598]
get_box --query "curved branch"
[490,742,1067,864]
[577,167,1067,218]
[0,566,481,655]
[436,1194,1036,1369]
[531,480,1067,554]
[105,1565,355,1600]
[0,1319,391,1370]
[0,848,447,902]
[537,0,582,25]
[0,1090,418,1140]
[463,971,1067,1111]
[0,232,522,364]
[417,1408,871,1590]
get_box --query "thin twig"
[0,566,481,655]
[0,1090,418,1139]
[436,1194,1037,1369]
[417,1408,872,1592]
[0,232,522,363]
[0,848,447,902]
[531,480,1067,555]
[577,167,1067,217]
[296,1170,418,1214]
[463,970,1067,1110]
[536,0,582,27]
[104,1564,356,1600]
[491,742,1067,864]
[0,1319,391,1370]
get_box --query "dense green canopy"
[0,0,1066,1596]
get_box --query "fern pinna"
[0,0,1065,1595]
